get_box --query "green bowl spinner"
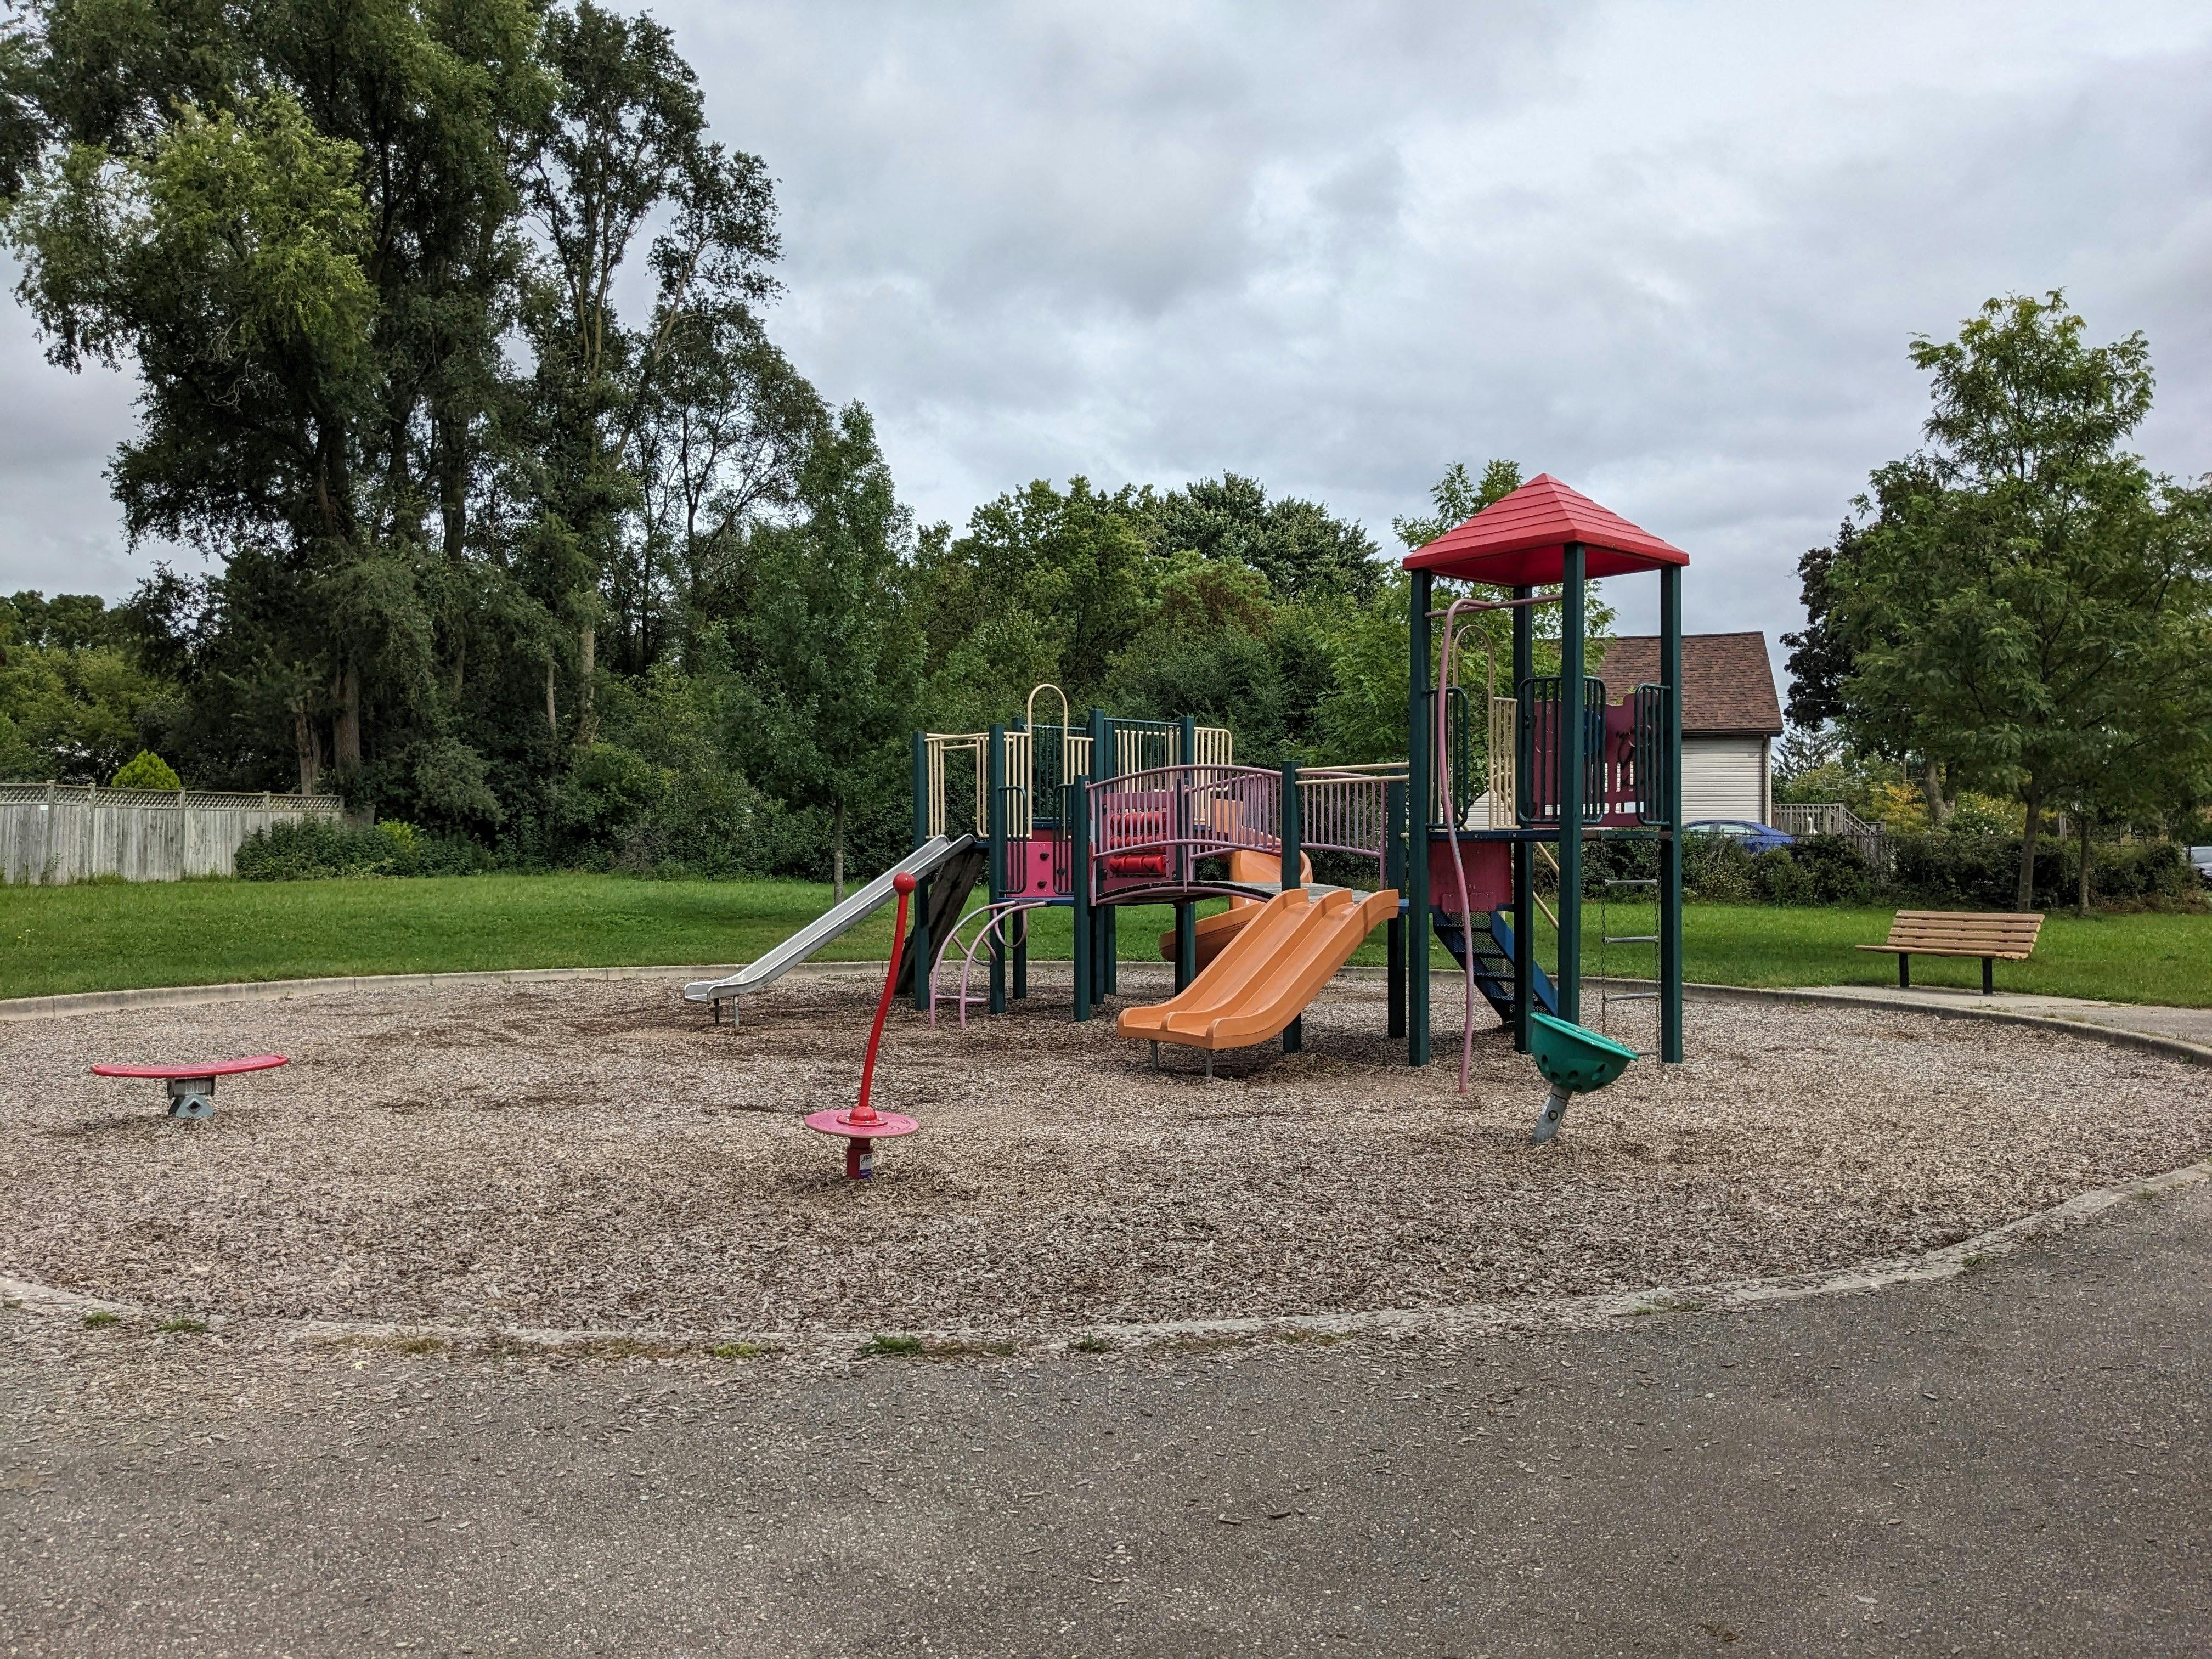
[1526,1011,1638,1144]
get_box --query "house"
[1599,631,1784,825]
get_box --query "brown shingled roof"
[1596,632,1782,736]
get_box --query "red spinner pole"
[806,872,922,1179]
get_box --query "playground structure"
[686,473,1687,1134]
[1404,474,1688,1121]
[88,1053,289,1120]
[906,689,1409,1064]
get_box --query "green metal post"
[1558,546,1585,1025]
[1089,707,1115,997]
[1070,778,1092,1021]
[1407,568,1433,1066]
[1012,718,1028,1001]
[1385,779,1406,1039]
[1280,757,1303,1054]
[1659,563,1685,1062]
[910,731,931,1012]
[988,724,1007,1015]
[1511,586,1534,1053]
[1175,712,1198,988]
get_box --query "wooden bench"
[1858,911,2043,995]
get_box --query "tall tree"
[3,0,546,803]
[1149,473,1381,601]
[515,0,777,746]
[730,405,919,899]
[1833,292,2212,909]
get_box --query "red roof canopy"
[1403,473,1688,584]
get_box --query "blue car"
[1684,819,1796,854]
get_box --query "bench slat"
[1859,944,2036,960]
[1887,916,2043,929]
[1883,928,2044,941]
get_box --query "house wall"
[1679,736,1769,823]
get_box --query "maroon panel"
[1428,837,1514,916]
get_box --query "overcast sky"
[4,0,2209,664]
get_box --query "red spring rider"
[805,872,922,1178]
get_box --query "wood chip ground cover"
[5,971,2205,1337]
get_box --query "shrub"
[1679,831,1757,903]
[1587,829,1875,906]
[1888,831,2198,910]
[110,749,182,791]
[1754,835,1873,906]
[235,818,491,881]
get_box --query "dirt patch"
[5,970,2206,1336]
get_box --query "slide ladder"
[1432,909,1558,1024]
[685,834,978,1025]
[895,839,987,995]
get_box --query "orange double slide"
[1118,885,1399,1055]
[1154,848,1312,972]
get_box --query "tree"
[110,748,181,789]
[1787,519,1955,822]
[515,0,778,746]
[1390,458,1524,549]
[916,477,1154,719]
[728,404,919,899]
[1781,522,1861,730]
[1833,293,2212,909]
[1149,473,1381,601]
[3,0,548,803]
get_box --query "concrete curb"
[0,963,757,1023]
[1664,980,2212,1070]
[11,962,2207,1070]
[11,1160,2208,1360]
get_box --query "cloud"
[5,0,2210,691]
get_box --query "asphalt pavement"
[4,1180,2208,1657]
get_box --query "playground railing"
[1085,764,1283,902]
[1084,763,1396,900]
[1296,771,1397,862]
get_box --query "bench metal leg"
[1898,953,1910,990]
[1982,957,1994,996]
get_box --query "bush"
[1678,832,1757,903]
[1754,835,1874,906]
[1888,831,2198,910]
[235,817,491,881]
[1593,830,1876,906]
[110,749,182,791]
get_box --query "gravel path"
[6,971,2206,1338]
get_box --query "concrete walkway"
[1789,984,2212,1053]
[5,1178,2209,1656]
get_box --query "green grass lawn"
[3,874,2208,1007]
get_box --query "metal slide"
[684,834,977,1023]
